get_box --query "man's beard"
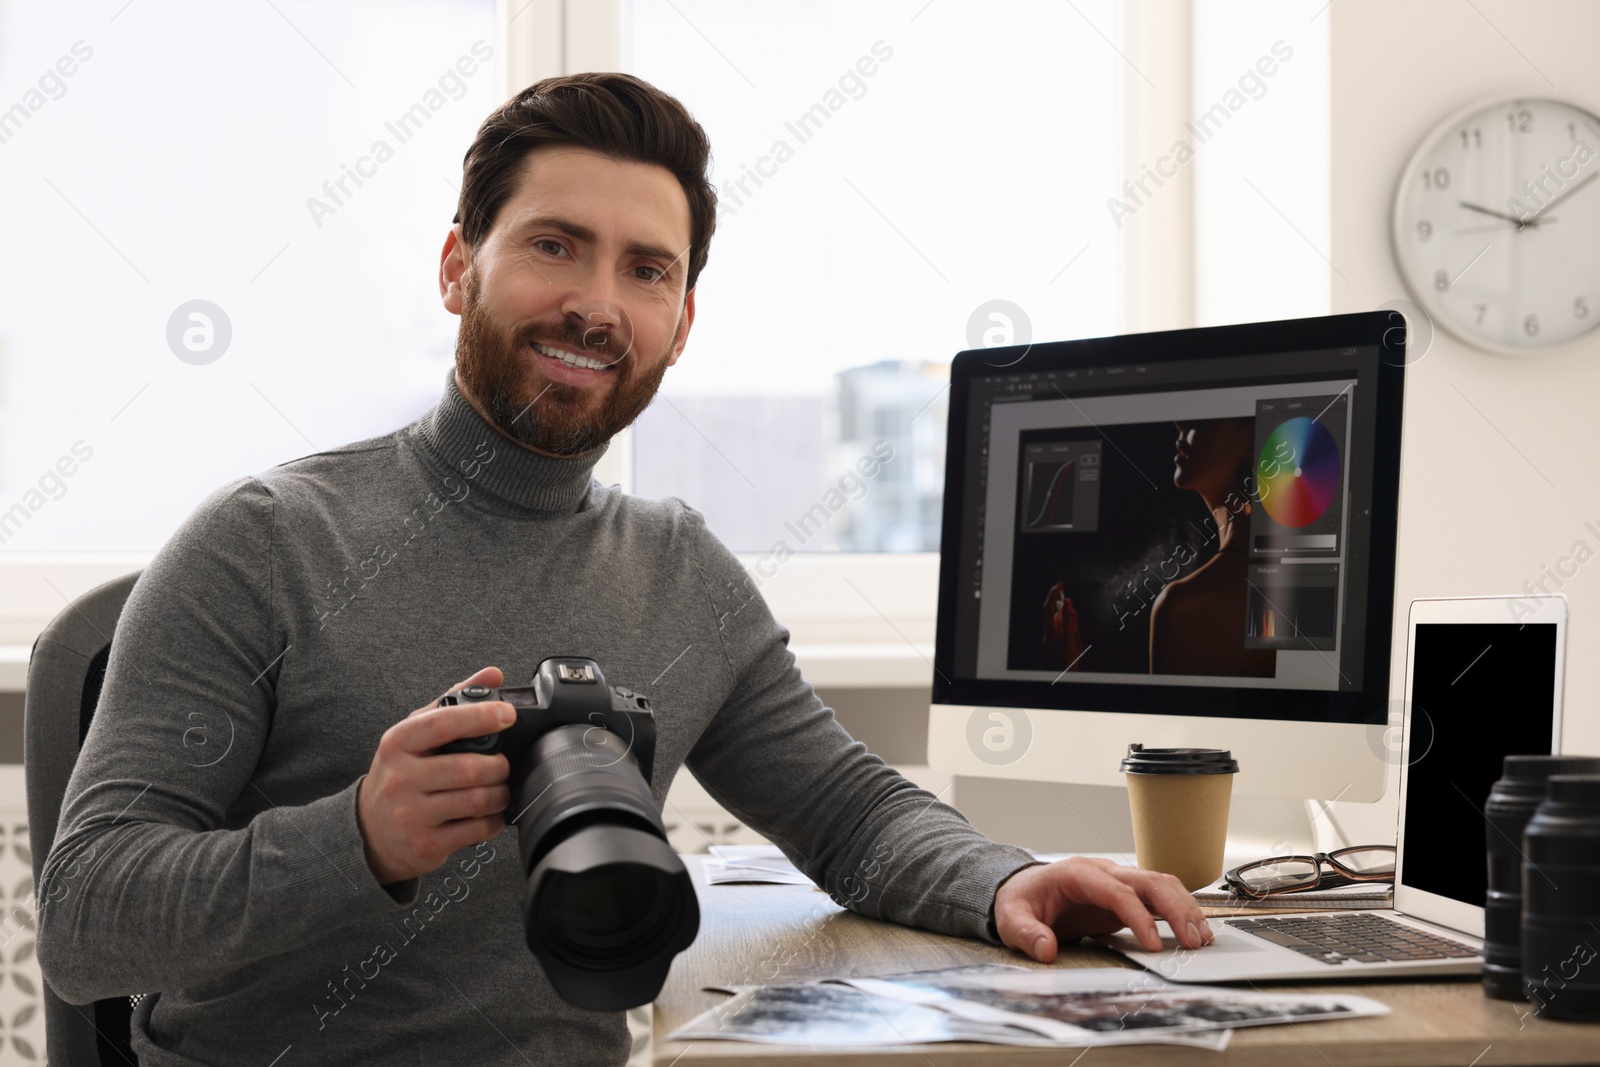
[455,272,674,456]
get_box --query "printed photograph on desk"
[667,980,1231,1050]
[666,982,1061,1048]
[837,964,1389,1041]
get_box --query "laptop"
[1098,594,1567,982]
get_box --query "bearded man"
[38,71,1211,1067]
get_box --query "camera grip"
[435,684,508,755]
[437,733,502,755]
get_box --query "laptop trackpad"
[1100,922,1272,958]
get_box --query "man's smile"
[528,339,620,386]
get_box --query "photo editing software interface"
[950,346,1384,697]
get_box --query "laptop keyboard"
[1223,913,1479,965]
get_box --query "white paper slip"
[1193,876,1393,909]
[707,844,785,860]
[703,844,812,885]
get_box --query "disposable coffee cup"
[1121,744,1239,891]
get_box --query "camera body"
[439,657,659,783]
[437,657,698,1011]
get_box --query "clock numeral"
[1524,313,1540,338]
[1459,128,1482,149]
[1506,108,1533,133]
[1474,303,1488,326]
[1434,269,1450,292]
[1421,167,1451,191]
[1417,220,1433,241]
[1576,297,1590,320]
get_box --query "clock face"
[1393,97,1600,355]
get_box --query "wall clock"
[1393,95,1600,355]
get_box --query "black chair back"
[25,570,144,1065]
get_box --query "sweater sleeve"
[35,477,417,1006]
[680,511,1041,945]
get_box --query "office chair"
[25,569,144,1066]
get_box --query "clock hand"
[1458,201,1532,226]
[1525,170,1598,220]
[1455,218,1557,235]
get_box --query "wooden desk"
[653,858,1599,1066]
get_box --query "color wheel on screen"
[1258,417,1341,528]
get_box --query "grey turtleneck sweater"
[36,368,1040,1066]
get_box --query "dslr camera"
[437,656,699,1011]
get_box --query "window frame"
[0,0,1196,691]
[585,0,1197,664]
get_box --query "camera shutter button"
[616,687,633,698]
[462,685,491,698]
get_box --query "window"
[0,0,1330,668]
[1191,0,1330,327]
[0,0,498,554]
[623,0,1124,552]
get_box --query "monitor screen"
[934,313,1405,726]
[1401,622,1558,908]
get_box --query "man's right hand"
[356,666,516,887]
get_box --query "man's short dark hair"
[454,71,718,295]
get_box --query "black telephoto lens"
[434,657,698,1010]
[1483,755,1600,1000]
[511,723,699,1011]
[1522,773,1600,1020]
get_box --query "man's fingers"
[457,664,504,691]
[1021,926,1058,963]
[1079,866,1211,950]
[395,701,515,755]
[996,895,1059,962]
[1068,864,1166,951]
[436,814,505,855]
[411,751,511,793]
[1127,867,1212,947]
[991,858,1216,963]
[424,783,511,823]
[409,667,506,717]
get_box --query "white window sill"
[0,553,942,692]
[788,643,934,689]
[0,641,934,693]
[0,647,30,692]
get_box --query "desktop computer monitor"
[927,312,1406,801]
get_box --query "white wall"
[1321,0,1600,845]
[1192,0,1331,327]
[960,0,1600,857]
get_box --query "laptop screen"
[1401,622,1558,908]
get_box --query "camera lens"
[537,862,679,964]
[1523,773,1600,1020]
[512,724,698,1010]
[1483,755,1600,1000]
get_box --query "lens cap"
[1120,743,1239,775]
[1546,773,1600,806]
[1503,755,1600,781]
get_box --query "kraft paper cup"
[1121,744,1239,892]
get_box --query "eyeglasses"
[1223,845,1396,899]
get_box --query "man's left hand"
[992,856,1215,962]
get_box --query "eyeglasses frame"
[1222,844,1397,899]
